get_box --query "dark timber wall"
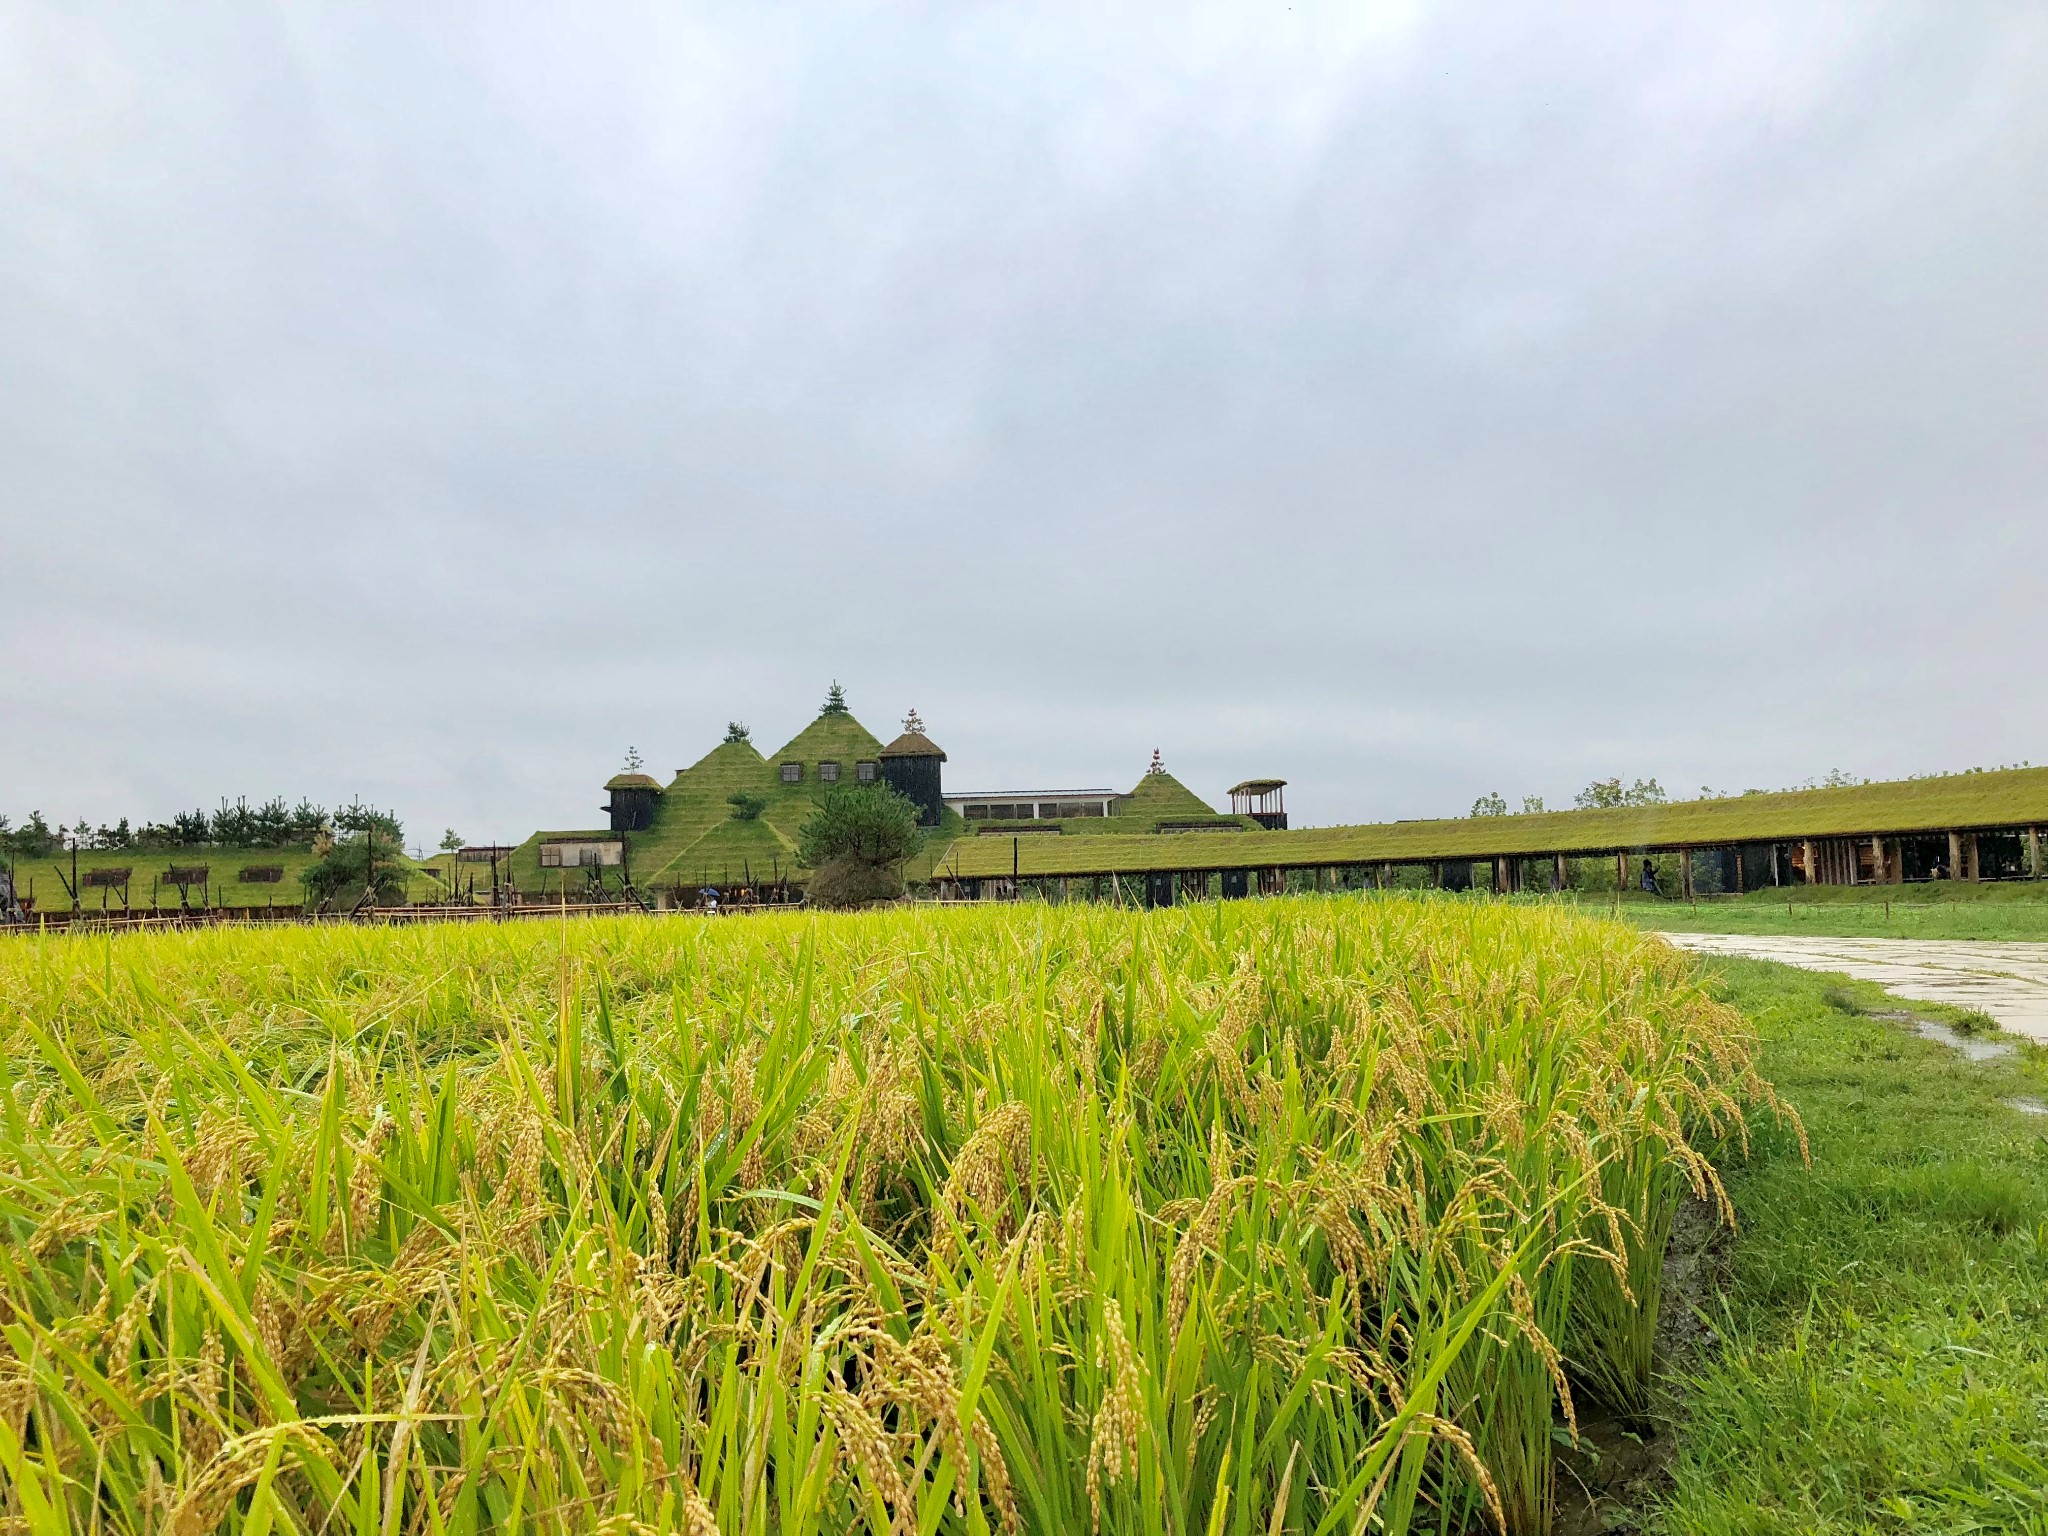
[607,788,658,833]
[880,754,945,828]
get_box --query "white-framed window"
[819,761,841,783]
[856,760,878,783]
[781,762,802,783]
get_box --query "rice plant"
[0,897,1786,1534]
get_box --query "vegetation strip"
[0,898,1778,1533]
[1650,960,2048,1533]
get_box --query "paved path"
[1653,932,2048,1044]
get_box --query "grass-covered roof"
[1110,770,1247,829]
[880,730,946,760]
[929,766,2048,879]
[604,772,664,791]
[772,712,885,768]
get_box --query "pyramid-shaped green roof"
[770,711,884,769]
[1116,770,1222,822]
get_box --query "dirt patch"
[1553,1196,1732,1534]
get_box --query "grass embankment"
[1652,959,2048,1533]
[6,849,444,915]
[1608,884,2048,942]
[0,899,1772,1534]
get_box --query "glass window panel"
[781,763,802,782]
[820,762,840,783]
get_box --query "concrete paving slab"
[1652,932,2048,1044]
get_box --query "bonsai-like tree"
[440,829,465,854]
[301,823,409,909]
[727,789,767,822]
[724,721,751,744]
[623,746,645,772]
[796,783,921,907]
[820,682,849,716]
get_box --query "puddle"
[2007,1097,2047,1116]
[1910,1019,2016,1062]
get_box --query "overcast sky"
[4,2,2045,846]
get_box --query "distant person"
[1641,859,1659,895]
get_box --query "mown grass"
[0,898,1777,1534]
[1615,884,2048,943]
[1650,960,2048,1534]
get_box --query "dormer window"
[781,762,802,783]
[856,760,878,783]
[819,760,841,783]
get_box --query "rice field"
[0,898,1789,1534]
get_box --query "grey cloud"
[2,1,2044,843]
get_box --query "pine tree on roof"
[821,681,849,716]
[724,721,751,744]
[903,707,925,733]
[1148,748,1165,775]
[624,746,644,772]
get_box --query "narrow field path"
[1655,932,2048,1042]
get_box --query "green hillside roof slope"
[1112,770,1241,827]
[663,815,797,887]
[771,712,885,770]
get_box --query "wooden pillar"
[1948,830,1963,881]
[1870,836,1886,884]
[1380,862,1393,889]
[2030,826,2042,880]
[1615,851,1627,892]
[1965,833,1980,882]
[1679,850,1694,900]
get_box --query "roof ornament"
[1148,748,1165,775]
[903,707,925,734]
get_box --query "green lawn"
[1608,884,2048,942]
[1647,957,2048,1533]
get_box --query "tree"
[1470,792,1508,817]
[1574,777,1667,810]
[1520,795,1546,814]
[727,789,767,822]
[440,829,465,854]
[724,721,751,744]
[289,800,331,846]
[820,681,849,716]
[336,801,403,842]
[253,797,292,845]
[795,783,922,908]
[623,746,645,772]
[20,812,58,857]
[301,825,409,908]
